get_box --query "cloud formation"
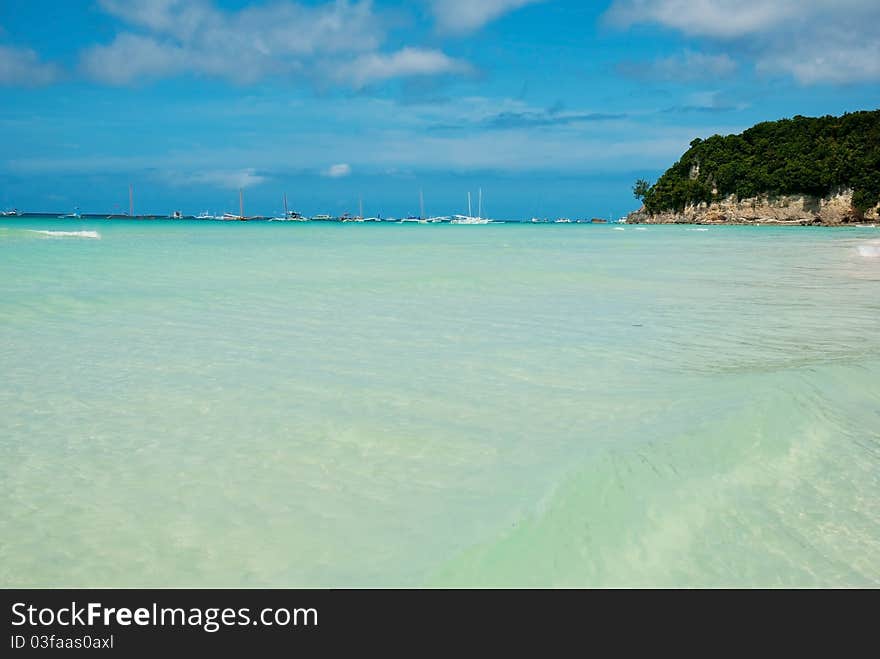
[661,90,749,114]
[80,0,465,87]
[323,163,352,178]
[482,110,626,130]
[179,168,267,189]
[0,44,59,86]
[3,92,749,179]
[617,51,737,82]
[606,0,880,84]
[428,0,542,34]
[606,0,799,38]
[338,47,470,88]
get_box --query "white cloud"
[605,0,800,38]
[0,44,59,86]
[80,34,183,85]
[178,168,266,189]
[81,0,465,87]
[428,0,543,34]
[618,51,737,82]
[606,0,880,84]
[323,163,352,178]
[339,47,470,88]
[756,33,880,85]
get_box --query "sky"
[1,0,879,219]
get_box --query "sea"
[1,218,879,587]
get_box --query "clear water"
[1,219,879,587]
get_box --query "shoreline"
[624,218,878,227]
[2,214,878,228]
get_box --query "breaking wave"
[27,230,101,239]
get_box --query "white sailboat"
[451,189,490,224]
[270,193,307,221]
[223,188,250,220]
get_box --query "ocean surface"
[1,218,879,587]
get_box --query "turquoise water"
[1,219,879,587]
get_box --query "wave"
[429,361,880,587]
[27,230,101,239]
[687,228,710,232]
[857,242,880,257]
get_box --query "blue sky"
[1,0,879,218]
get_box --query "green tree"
[632,179,651,201]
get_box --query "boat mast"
[129,184,134,217]
[478,187,482,220]
[283,193,288,217]
[467,191,472,218]
[239,188,244,219]
[420,189,425,220]
[359,196,363,219]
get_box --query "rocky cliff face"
[627,188,880,225]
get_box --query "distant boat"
[270,211,307,222]
[311,214,333,221]
[450,189,491,224]
[451,215,490,224]
[0,208,19,217]
[554,218,571,223]
[59,208,81,219]
[224,188,253,220]
[270,193,309,221]
[196,211,217,220]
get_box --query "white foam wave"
[28,230,101,239]
[687,228,710,232]
[857,244,880,258]
[613,227,626,231]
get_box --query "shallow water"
[1,219,878,586]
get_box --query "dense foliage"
[638,110,880,214]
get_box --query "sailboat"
[415,190,444,222]
[353,197,365,222]
[270,193,307,221]
[451,189,490,224]
[401,190,427,223]
[223,189,251,221]
[59,207,81,219]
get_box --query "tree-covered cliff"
[635,110,880,215]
